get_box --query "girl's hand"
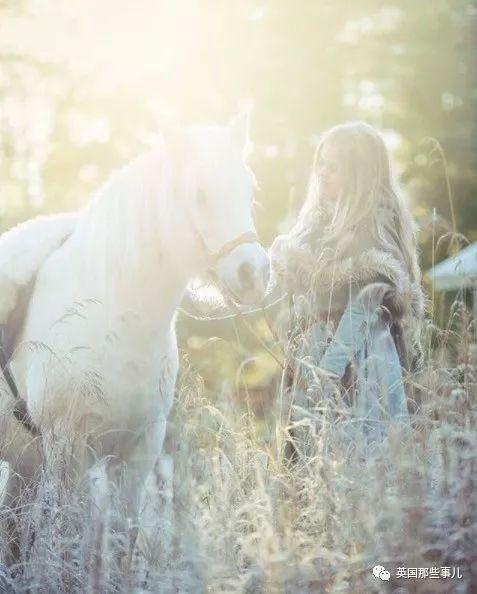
[269,234,288,260]
[269,234,290,278]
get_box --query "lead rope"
[177,292,287,322]
[210,274,287,371]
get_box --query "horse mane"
[75,140,182,287]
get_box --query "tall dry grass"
[0,308,475,593]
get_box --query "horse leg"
[0,422,42,569]
[107,415,168,571]
[0,466,39,570]
[0,468,21,567]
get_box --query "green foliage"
[1,0,475,248]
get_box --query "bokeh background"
[1,0,476,405]
[2,1,476,250]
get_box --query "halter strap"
[204,231,260,269]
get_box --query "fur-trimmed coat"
[270,220,425,373]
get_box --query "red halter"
[206,231,259,267]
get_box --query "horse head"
[168,113,270,305]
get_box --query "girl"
[270,121,424,453]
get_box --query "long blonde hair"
[293,121,420,285]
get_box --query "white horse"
[0,114,269,543]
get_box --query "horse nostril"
[238,262,255,291]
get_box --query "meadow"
[0,293,475,593]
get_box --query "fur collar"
[270,235,425,372]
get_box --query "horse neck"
[75,149,197,315]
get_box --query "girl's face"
[316,142,342,203]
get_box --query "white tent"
[426,242,477,291]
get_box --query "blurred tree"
[1,0,475,247]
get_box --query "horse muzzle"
[215,242,270,305]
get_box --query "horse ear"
[228,111,250,152]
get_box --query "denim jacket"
[289,282,410,448]
[319,282,410,442]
